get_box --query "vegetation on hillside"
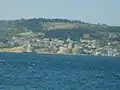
[0,18,120,40]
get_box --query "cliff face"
[0,46,26,52]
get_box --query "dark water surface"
[0,52,120,90]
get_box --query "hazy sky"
[0,0,120,25]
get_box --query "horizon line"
[0,17,119,27]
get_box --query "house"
[83,33,90,39]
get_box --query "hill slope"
[0,18,120,40]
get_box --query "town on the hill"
[0,31,120,57]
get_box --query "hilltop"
[0,18,120,40]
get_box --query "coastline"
[0,51,120,58]
[0,46,120,58]
[0,46,26,52]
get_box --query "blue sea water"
[0,52,120,90]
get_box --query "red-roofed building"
[83,33,90,39]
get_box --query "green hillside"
[0,18,120,40]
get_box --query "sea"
[0,52,120,90]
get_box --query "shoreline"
[0,51,120,58]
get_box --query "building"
[83,33,90,39]
[57,47,72,54]
[68,43,74,49]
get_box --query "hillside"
[0,18,120,40]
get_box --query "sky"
[0,0,120,26]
